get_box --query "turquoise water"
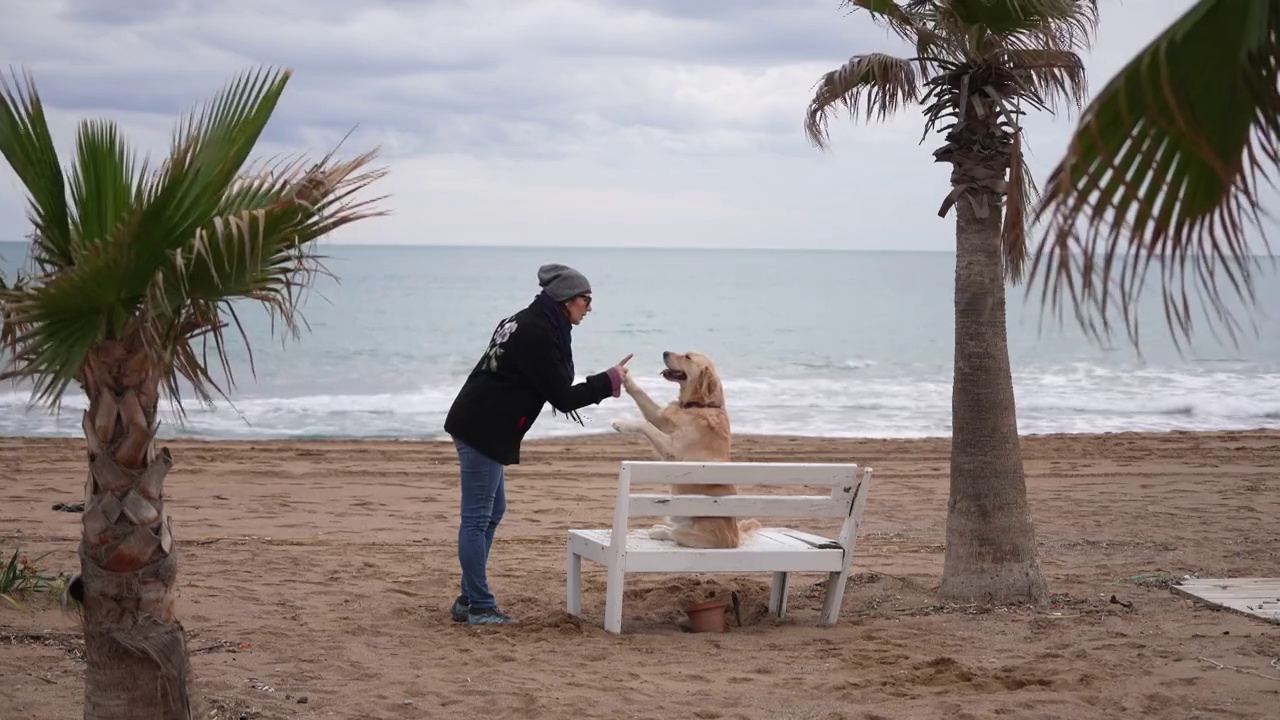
[3,242,1279,439]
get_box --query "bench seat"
[567,527,845,573]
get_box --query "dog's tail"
[737,518,762,537]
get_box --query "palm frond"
[1000,48,1089,115]
[0,69,73,270]
[145,148,388,408]
[845,0,958,74]
[0,67,297,407]
[0,243,123,404]
[1027,0,1279,351]
[998,47,1087,285]
[0,269,34,372]
[0,66,389,411]
[805,53,921,148]
[949,0,1099,46]
[68,119,146,254]
[119,67,292,300]
[1001,124,1040,284]
[842,0,929,46]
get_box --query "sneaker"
[467,606,519,626]
[450,595,470,622]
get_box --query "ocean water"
[2,242,1279,441]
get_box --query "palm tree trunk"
[76,339,192,720]
[940,193,1048,605]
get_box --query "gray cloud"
[4,0,880,152]
[57,0,185,26]
[0,0,1206,250]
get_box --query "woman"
[443,263,632,625]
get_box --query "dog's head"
[662,351,724,408]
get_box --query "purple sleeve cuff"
[605,366,622,397]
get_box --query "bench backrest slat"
[628,492,854,519]
[614,460,864,525]
[622,460,857,487]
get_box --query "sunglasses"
[576,294,592,307]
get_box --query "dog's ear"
[690,363,724,406]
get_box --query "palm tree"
[804,0,1097,605]
[1028,0,1278,351]
[0,66,387,719]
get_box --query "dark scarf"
[532,291,584,425]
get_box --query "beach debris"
[1,629,84,662]
[1109,594,1134,609]
[203,696,258,719]
[1112,572,1178,589]
[51,501,84,513]
[190,639,241,655]
[890,592,1100,619]
[248,678,275,693]
[1198,656,1280,682]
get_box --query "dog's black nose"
[663,350,672,360]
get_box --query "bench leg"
[603,564,625,634]
[819,570,850,626]
[768,572,790,618]
[566,547,582,617]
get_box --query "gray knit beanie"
[537,263,592,302]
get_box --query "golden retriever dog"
[611,350,760,549]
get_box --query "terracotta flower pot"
[685,599,728,633]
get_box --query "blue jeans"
[454,438,506,610]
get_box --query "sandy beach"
[2,429,1279,719]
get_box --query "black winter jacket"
[443,299,618,465]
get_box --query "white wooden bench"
[565,460,872,634]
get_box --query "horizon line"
[3,239,1278,258]
[0,239,952,253]
[319,242,953,252]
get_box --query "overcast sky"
[0,0,1200,250]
